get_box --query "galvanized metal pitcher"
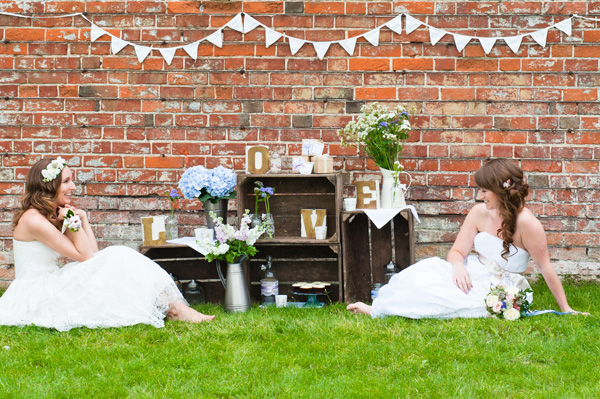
[216,259,251,313]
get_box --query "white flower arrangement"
[337,102,412,172]
[485,283,532,320]
[42,157,66,182]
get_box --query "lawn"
[0,280,598,398]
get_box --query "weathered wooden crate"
[237,173,344,302]
[341,209,415,303]
[237,173,343,241]
[139,244,225,304]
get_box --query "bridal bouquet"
[197,210,264,264]
[337,102,412,172]
[485,284,532,320]
[178,165,237,204]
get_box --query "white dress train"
[370,231,531,319]
[0,240,185,331]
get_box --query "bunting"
[0,11,583,64]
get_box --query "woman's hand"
[452,263,472,294]
[62,205,88,223]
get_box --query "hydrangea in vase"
[338,102,412,208]
[178,165,237,229]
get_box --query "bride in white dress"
[0,157,214,331]
[347,159,581,318]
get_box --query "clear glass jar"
[165,214,178,240]
[263,213,275,239]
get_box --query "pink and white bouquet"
[485,283,532,320]
[197,210,264,264]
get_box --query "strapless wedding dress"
[371,231,531,319]
[0,240,185,331]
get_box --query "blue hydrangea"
[178,165,236,201]
[206,166,236,198]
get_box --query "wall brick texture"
[1,1,599,283]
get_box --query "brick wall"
[1,1,599,285]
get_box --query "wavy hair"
[474,159,529,260]
[13,158,63,230]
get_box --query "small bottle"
[384,261,399,284]
[183,279,206,306]
[260,256,278,305]
[169,273,182,293]
[371,283,381,301]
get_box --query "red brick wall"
[1,1,599,284]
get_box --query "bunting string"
[0,11,593,64]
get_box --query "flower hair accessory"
[502,179,511,189]
[61,209,82,233]
[42,157,66,182]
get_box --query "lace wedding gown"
[0,240,185,331]
[371,231,531,319]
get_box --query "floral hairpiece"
[42,157,66,182]
[502,179,511,189]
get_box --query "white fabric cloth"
[0,240,185,331]
[370,231,531,319]
[167,237,207,255]
[361,205,421,229]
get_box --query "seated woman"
[0,157,214,331]
[347,159,582,318]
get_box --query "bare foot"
[346,302,372,316]
[167,302,215,323]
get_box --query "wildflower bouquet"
[197,210,264,264]
[337,102,412,172]
[178,165,237,204]
[485,284,533,320]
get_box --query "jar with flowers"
[338,102,412,208]
[178,165,237,229]
[253,181,275,238]
[165,188,180,240]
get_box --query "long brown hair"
[13,158,63,230]
[474,159,529,259]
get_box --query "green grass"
[1,280,598,398]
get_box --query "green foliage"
[0,281,598,398]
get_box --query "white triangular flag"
[205,29,223,48]
[265,28,283,47]
[363,28,380,47]
[183,41,199,60]
[158,47,177,65]
[338,37,357,56]
[90,24,107,42]
[479,37,497,54]
[429,26,446,45]
[453,33,471,52]
[555,18,572,36]
[225,13,244,33]
[530,28,548,47]
[110,36,129,54]
[313,42,331,60]
[385,15,402,35]
[504,35,523,54]
[288,36,305,55]
[134,45,152,63]
[243,14,262,33]
[405,15,423,34]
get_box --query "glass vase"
[263,213,275,239]
[165,214,178,240]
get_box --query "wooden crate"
[341,209,415,303]
[139,244,226,304]
[237,173,344,302]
